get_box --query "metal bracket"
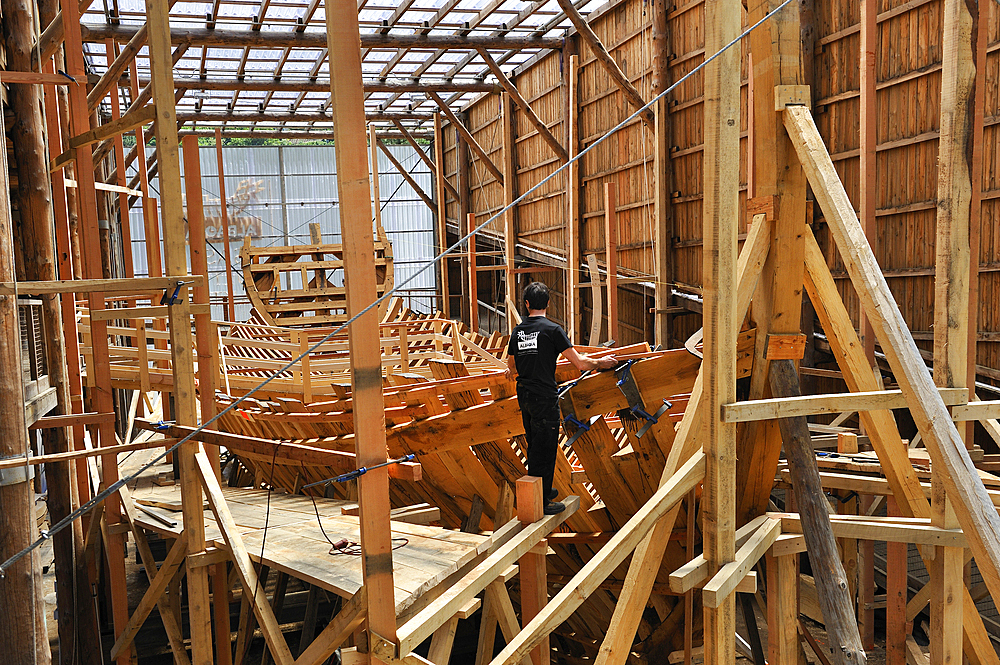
[0,454,35,487]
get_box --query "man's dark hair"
[523,282,550,311]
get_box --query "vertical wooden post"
[468,212,479,333]
[604,183,618,344]
[0,92,52,665]
[652,0,672,348]
[886,497,907,665]
[859,0,877,367]
[837,432,859,603]
[215,128,236,322]
[146,0,214,663]
[502,93,518,327]
[931,0,976,660]
[766,552,798,665]
[61,2,132,659]
[859,497,876,649]
[457,127,471,322]
[517,476,548,665]
[433,114,451,318]
[325,0,398,650]
[106,40,136,289]
[183,136,220,475]
[369,123,384,234]
[566,54,581,342]
[213,562,233,665]
[701,0,739,663]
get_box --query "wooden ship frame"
[2,1,1000,665]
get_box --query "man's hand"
[596,354,617,370]
[504,367,514,381]
[505,355,517,381]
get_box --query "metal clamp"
[562,414,599,450]
[160,281,188,306]
[615,360,672,438]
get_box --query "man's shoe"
[543,501,566,515]
[548,489,558,501]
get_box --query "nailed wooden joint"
[370,631,398,661]
[746,195,779,222]
[188,546,229,569]
[765,333,808,360]
[774,84,811,110]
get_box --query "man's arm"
[562,347,617,373]
[504,354,517,381]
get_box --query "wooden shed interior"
[3,0,1000,665]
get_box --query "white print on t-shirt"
[517,330,539,352]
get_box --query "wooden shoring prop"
[769,359,865,665]
[484,455,704,665]
[802,229,1000,665]
[476,47,567,162]
[428,90,504,185]
[553,0,653,127]
[590,197,772,665]
[195,450,296,665]
[785,104,1000,659]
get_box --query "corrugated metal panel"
[129,143,436,315]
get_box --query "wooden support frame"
[784,102,1000,640]
[468,213,479,333]
[501,92,517,319]
[429,90,504,185]
[68,104,155,150]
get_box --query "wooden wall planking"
[439,0,1000,380]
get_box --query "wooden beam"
[468,213,479,333]
[392,118,460,201]
[553,0,653,127]
[785,103,1000,638]
[604,183,619,343]
[517,476,548,665]
[485,453,705,665]
[702,518,780,607]
[377,139,435,210]
[433,113,450,318]
[428,90,504,185]
[326,0,399,653]
[669,515,770,593]
[160,78,501,94]
[700,0,739,661]
[0,275,202,295]
[87,18,156,111]
[501,92,517,315]
[109,534,189,660]
[0,70,72,85]
[722,387,968,422]
[766,552,799,665]
[68,104,155,150]
[194,451,294,665]
[82,24,564,50]
[476,48,567,162]
[653,95,673,347]
[397,498,579,656]
[769,360,864,665]
[566,53,581,343]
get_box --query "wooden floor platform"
[131,478,492,616]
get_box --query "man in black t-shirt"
[506,282,617,515]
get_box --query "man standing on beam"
[505,282,617,515]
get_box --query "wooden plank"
[785,104,1000,615]
[502,93,517,315]
[0,275,201,295]
[433,114,451,319]
[722,388,968,422]
[215,127,236,322]
[701,518,779,607]
[195,451,294,665]
[68,104,155,150]
[396,497,579,656]
[669,514,769,593]
[767,553,798,665]
[604,182,618,344]
[326,0,399,649]
[468,214,479,333]
[567,54,581,342]
[485,453,705,665]
[0,70,72,85]
[764,333,807,360]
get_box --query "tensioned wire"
[0,0,794,577]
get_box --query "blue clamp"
[160,282,187,306]
[152,420,175,431]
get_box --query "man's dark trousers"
[517,387,560,500]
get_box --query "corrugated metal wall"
[127,143,435,321]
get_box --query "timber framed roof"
[80,0,598,136]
